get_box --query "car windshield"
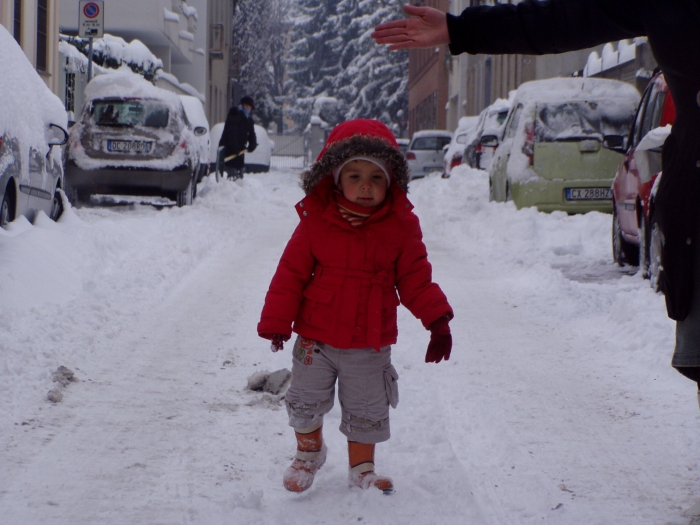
[92,99,170,128]
[535,100,635,142]
[412,136,451,150]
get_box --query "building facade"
[206,0,234,126]
[0,0,62,94]
[407,0,450,136]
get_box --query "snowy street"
[1,167,698,525]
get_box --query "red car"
[611,72,675,288]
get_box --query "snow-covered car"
[406,130,452,180]
[611,72,674,288]
[489,77,640,213]
[179,95,210,183]
[0,25,68,228]
[396,138,410,155]
[463,99,511,170]
[245,125,273,173]
[65,69,204,207]
[442,116,478,177]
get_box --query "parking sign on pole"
[79,1,104,38]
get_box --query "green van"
[489,77,640,213]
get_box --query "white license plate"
[423,166,441,172]
[107,140,152,153]
[565,187,612,201]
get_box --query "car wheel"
[50,186,64,221]
[648,214,663,292]
[1,185,14,228]
[612,206,639,266]
[176,178,194,207]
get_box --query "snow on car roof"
[412,129,452,138]
[0,25,67,152]
[85,66,181,105]
[514,77,640,103]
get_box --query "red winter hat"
[316,119,399,161]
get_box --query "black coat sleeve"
[247,119,258,153]
[447,0,646,56]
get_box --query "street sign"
[79,0,104,38]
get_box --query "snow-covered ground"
[0,166,697,525]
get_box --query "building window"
[36,0,48,71]
[65,71,76,113]
[13,0,22,45]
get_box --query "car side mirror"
[480,134,499,148]
[603,134,626,152]
[47,123,68,147]
[194,126,208,137]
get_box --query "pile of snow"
[0,25,67,161]
[84,66,179,104]
[92,34,163,73]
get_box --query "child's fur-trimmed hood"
[300,120,409,195]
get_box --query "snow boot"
[348,441,394,493]
[283,425,326,493]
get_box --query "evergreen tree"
[233,0,290,131]
[332,0,408,136]
[285,0,408,134]
[285,0,342,131]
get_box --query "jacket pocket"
[383,364,399,409]
[299,285,336,328]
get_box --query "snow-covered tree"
[232,0,290,131]
[285,0,408,134]
[285,0,342,131]
[332,0,409,136]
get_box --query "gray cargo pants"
[285,336,399,444]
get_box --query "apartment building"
[407,0,450,136]
[0,0,61,94]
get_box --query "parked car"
[0,25,68,229]
[245,125,274,173]
[489,77,640,213]
[65,70,204,207]
[463,98,511,169]
[179,95,210,183]
[611,72,675,288]
[406,130,452,180]
[476,101,512,171]
[442,116,478,177]
[396,138,410,155]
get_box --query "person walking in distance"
[219,95,257,180]
[258,119,453,493]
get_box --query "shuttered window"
[36,0,48,71]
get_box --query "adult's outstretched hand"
[371,5,450,50]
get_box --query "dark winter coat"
[219,107,257,166]
[447,0,700,321]
[258,119,452,350]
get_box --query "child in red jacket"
[258,119,453,494]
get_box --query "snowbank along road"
[0,167,698,525]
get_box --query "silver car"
[65,75,205,207]
[406,130,452,180]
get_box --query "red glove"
[260,333,287,352]
[425,316,452,363]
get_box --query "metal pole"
[87,37,94,82]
